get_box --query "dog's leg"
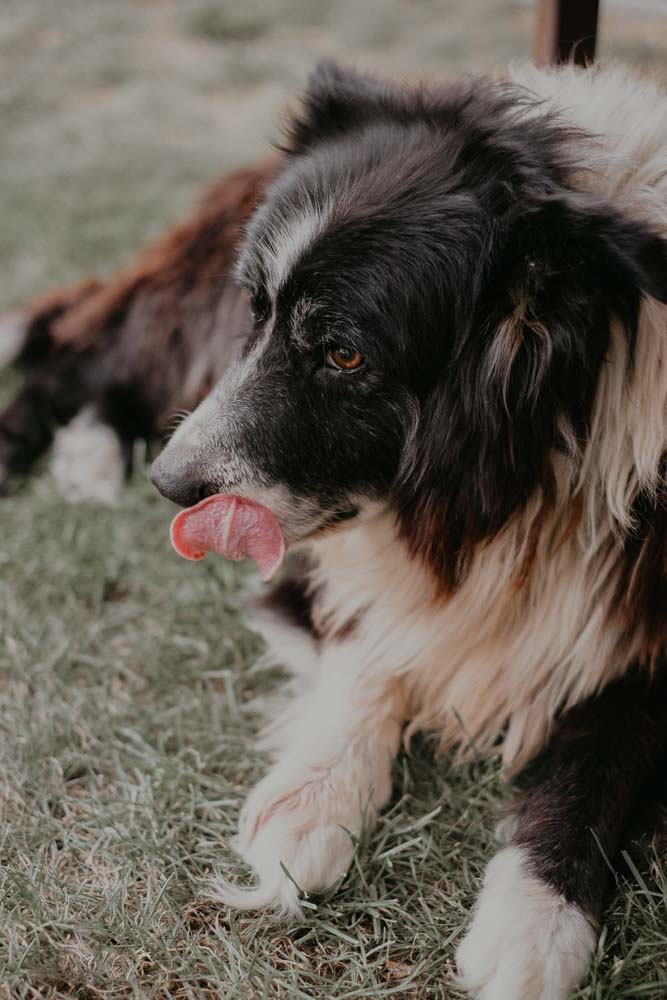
[211,636,406,914]
[457,668,667,1000]
[49,405,126,504]
[0,365,86,492]
[0,283,103,493]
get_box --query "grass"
[1,484,667,998]
[2,1,667,997]
[0,480,495,998]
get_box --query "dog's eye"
[326,345,365,372]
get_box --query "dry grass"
[1,1,667,997]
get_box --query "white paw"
[456,846,597,1000]
[50,407,124,504]
[209,765,365,914]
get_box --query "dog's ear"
[397,193,667,590]
[282,62,391,154]
[532,192,667,304]
[480,193,667,419]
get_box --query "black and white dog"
[5,61,667,999]
[151,62,667,999]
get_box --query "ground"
[2,1,667,997]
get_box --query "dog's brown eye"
[326,346,365,372]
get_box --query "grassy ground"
[2,1,667,997]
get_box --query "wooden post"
[534,0,600,66]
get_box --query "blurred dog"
[5,62,667,1000]
[0,161,275,499]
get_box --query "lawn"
[1,1,667,997]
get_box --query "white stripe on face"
[256,199,334,299]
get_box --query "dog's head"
[152,64,667,586]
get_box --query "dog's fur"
[4,62,667,1000]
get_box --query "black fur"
[152,66,667,945]
[217,65,667,585]
[252,553,320,639]
[509,667,667,918]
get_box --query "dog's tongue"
[170,494,285,581]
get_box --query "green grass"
[0,480,493,998]
[2,482,667,997]
[2,1,667,996]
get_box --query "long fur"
[150,63,667,999]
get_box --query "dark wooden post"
[534,0,600,66]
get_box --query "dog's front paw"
[456,847,597,1000]
[209,765,362,914]
[50,408,125,504]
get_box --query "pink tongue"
[170,494,285,582]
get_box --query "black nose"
[150,459,213,508]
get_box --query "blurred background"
[2,0,667,314]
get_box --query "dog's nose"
[150,458,213,508]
